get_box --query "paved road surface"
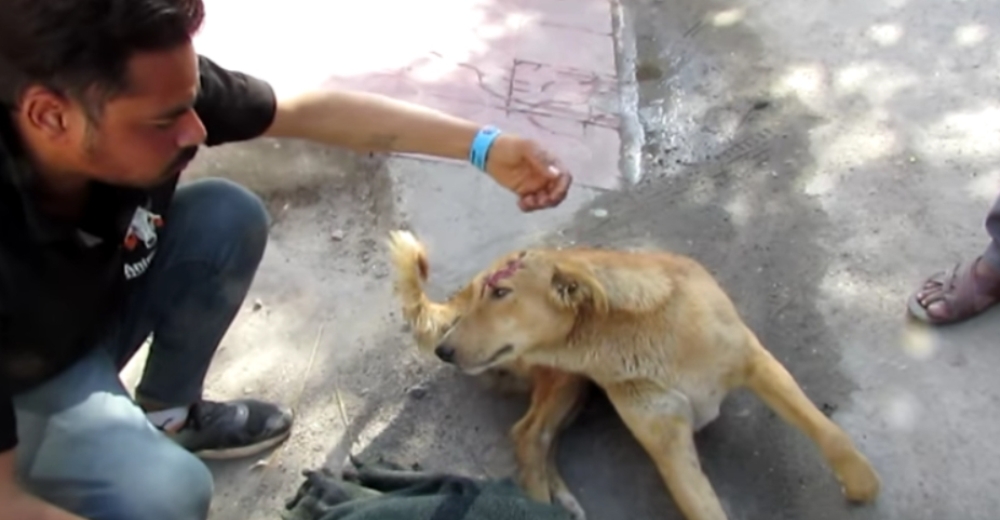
[120,0,1000,519]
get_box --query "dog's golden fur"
[386,230,880,520]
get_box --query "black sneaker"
[170,399,294,460]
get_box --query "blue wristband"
[469,125,502,171]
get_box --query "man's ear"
[20,86,74,139]
[550,262,609,314]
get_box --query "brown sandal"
[907,256,1000,325]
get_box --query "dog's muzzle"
[435,344,457,363]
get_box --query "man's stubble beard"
[82,127,199,189]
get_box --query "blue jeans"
[11,178,270,520]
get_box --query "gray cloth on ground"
[281,457,574,520]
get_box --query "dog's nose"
[435,344,456,363]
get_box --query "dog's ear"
[550,262,609,314]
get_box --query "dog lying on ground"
[386,230,880,520]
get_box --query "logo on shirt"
[123,206,164,280]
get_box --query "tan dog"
[386,230,880,520]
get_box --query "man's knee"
[184,177,270,231]
[31,441,214,520]
[16,349,215,520]
[169,177,271,266]
[102,448,214,520]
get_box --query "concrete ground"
[120,0,1000,519]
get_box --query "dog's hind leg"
[510,367,590,520]
[606,385,728,520]
[743,336,880,503]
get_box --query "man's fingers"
[519,193,537,212]
[529,174,570,209]
[511,138,573,212]
[519,191,559,212]
[552,172,572,202]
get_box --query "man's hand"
[0,450,85,520]
[484,134,573,212]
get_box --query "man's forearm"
[0,450,85,520]
[2,493,86,520]
[264,89,481,160]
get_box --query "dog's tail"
[387,229,430,308]
[386,230,460,353]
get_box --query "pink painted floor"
[195,0,623,190]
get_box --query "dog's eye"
[490,287,511,299]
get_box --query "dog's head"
[433,249,608,374]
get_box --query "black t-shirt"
[0,55,278,452]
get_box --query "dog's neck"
[515,309,602,369]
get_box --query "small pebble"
[252,299,264,311]
[331,229,345,241]
[407,384,429,399]
[590,208,609,218]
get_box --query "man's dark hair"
[0,0,205,116]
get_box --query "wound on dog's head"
[482,258,525,296]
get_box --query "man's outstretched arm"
[262,89,572,212]
[264,89,480,160]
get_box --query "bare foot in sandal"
[907,256,1000,325]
